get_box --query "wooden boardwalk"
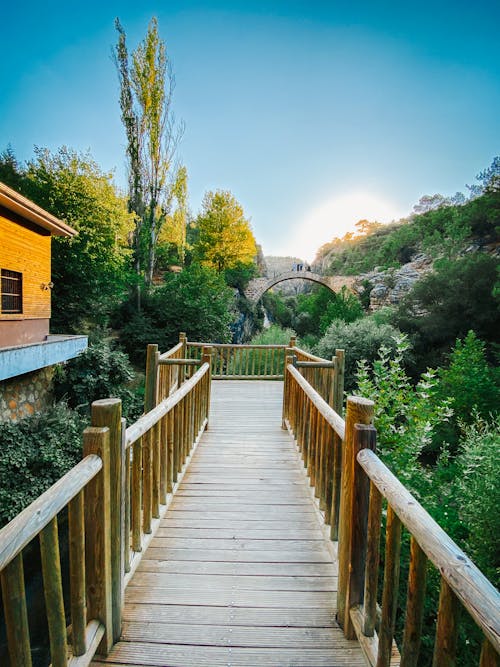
[92,381,366,667]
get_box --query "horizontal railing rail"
[282,357,500,667]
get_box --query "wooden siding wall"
[0,212,51,321]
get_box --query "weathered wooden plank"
[136,559,337,577]
[142,547,332,563]
[122,602,335,626]
[121,622,352,648]
[148,537,328,551]
[155,527,323,539]
[92,644,366,666]
[130,572,337,591]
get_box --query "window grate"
[1,269,23,313]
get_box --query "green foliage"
[0,405,85,526]
[434,331,500,449]
[456,414,500,586]
[118,264,234,365]
[0,146,134,332]
[316,178,499,276]
[53,341,143,421]
[394,254,500,373]
[224,262,258,291]
[192,190,257,273]
[248,324,296,346]
[314,317,403,390]
[266,285,365,344]
[262,291,295,329]
[355,337,452,492]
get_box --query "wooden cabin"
[0,182,87,420]
[0,182,77,346]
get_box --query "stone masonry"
[0,366,55,422]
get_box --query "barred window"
[1,269,23,314]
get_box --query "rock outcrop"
[353,253,433,311]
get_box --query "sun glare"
[288,192,406,262]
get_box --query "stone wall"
[0,366,55,422]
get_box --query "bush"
[0,405,85,526]
[433,331,500,451]
[53,341,143,421]
[314,317,403,390]
[456,414,500,587]
[248,324,296,346]
[355,336,452,493]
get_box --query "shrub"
[53,341,143,421]
[433,331,500,451]
[355,336,453,494]
[314,317,403,390]
[0,405,85,526]
[456,414,500,587]
[248,324,296,346]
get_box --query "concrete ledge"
[0,335,88,381]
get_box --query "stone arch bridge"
[244,269,357,302]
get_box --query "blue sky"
[2,1,499,260]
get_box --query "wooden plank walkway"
[92,381,366,667]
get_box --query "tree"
[413,193,451,214]
[2,146,133,332]
[193,190,257,273]
[467,156,500,198]
[118,264,235,365]
[114,17,185,289]
[394,254,500,373]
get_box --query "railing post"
[1,554,32,667]
[289,335,296,348]
[348,425,377,636]
[144,343,159,412]
[179,331,187,357]
[334,349,345,416]
[83,426,113,655]
[337,395,374,638]
[329,350,345,538]
[91,398,123,644]
[201,346,212,429]
[282,352,296,429]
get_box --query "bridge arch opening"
[245,270,357,303]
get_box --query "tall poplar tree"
[114,17,185,292]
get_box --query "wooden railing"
[0,444,109,664]
[288,336,344,406]
[187,340,287,379]
[282,360,500,667]
[0,348,211,667]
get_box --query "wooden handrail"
[291,345,326,363]
[159,358,200,366]
[125,362,209,448]
[286,363,345,440]
[159,340,183,360]
[357,449,500,655]
[0,455,102,571]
